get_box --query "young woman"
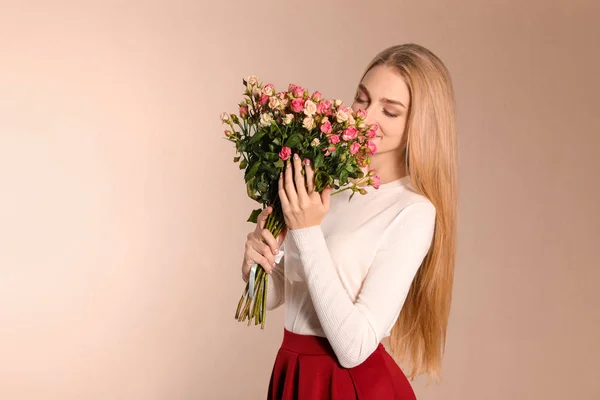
[241,43,458,399]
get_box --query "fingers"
[278,170,290,211]
[244,243,276,275]
[284,158,298,206]
[260,228,280,256]
[304,158,314,194]
[256,206,272,230]
[293,153,308,200]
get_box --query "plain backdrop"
[1,0,599,399]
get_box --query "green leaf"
[274,159,284,169]
[239,159,248,169]
[273,137,282,146]
[247,208,262,223]
[314,152,325,169]
[284,133,303,149]
[245,161,261,180]
[246,177,258,199]
[249,130,268,145]
[265,152,278,162]
[340,169,348,184]
[233,155,241,163]
[314,170,331,192]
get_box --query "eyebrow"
[358,84,406,109]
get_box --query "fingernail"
[275,249,279,254]
[304,159,310,165]
[294,153,299,160]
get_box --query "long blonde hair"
[362,44,458,381]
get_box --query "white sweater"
[266,175,436,368]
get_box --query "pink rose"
[349,142,361,155]
[356,109,367,119]
[370,175,381,190]
[294,87,305,98]
[320,121,332,134]
[288,83,298,92]
[312,91,323,102]
[239,106,248,118]
[279,146,292,161]
[367,140,377,155]
[260,94,269,106]
[291,98,305,113]
[342,126,358,141]
[328,134,340,144]
[367,124,379,139]
[317,100,332,115]
[328,145,336,153]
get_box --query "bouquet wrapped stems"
[235,202,285,329]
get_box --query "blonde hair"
[361,44,458,381]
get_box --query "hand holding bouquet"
[222,76,380,328]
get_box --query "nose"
[363,104,377,127]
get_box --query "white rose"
[283,114,294,125]
[358,121,367,129]
[263,85,275,96]
[269,97,280,110]
[334,99,343,107]
[247,75,259,86]
[303,117,315,130]
[260,113,273,127]
[220,112,229,122]
[348,114,356,125]
[311,138,321,147]
[252,87,261,97]
[336,109,349,123]
[303,100,317,117]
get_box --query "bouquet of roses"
[222,75,381,329]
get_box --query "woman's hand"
[279,153,333,231]
[241,207,288,282]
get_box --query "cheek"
[380,118,406,140]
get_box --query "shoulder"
[395,189,437,228]
[394,183,437,218]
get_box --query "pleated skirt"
[267,329,416,399]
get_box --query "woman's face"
[351,64,411,156]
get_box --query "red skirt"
[267,329,416,399]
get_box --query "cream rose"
[336,109,349,123]
[260,113,273,127]
[303,116,315,130]
[303,100,317,117]
[283,114,294,125]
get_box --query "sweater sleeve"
[285,201,436,368]
[266,245,286,310]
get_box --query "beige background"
[1,0,599,399]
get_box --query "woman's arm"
[285,202,436,368]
